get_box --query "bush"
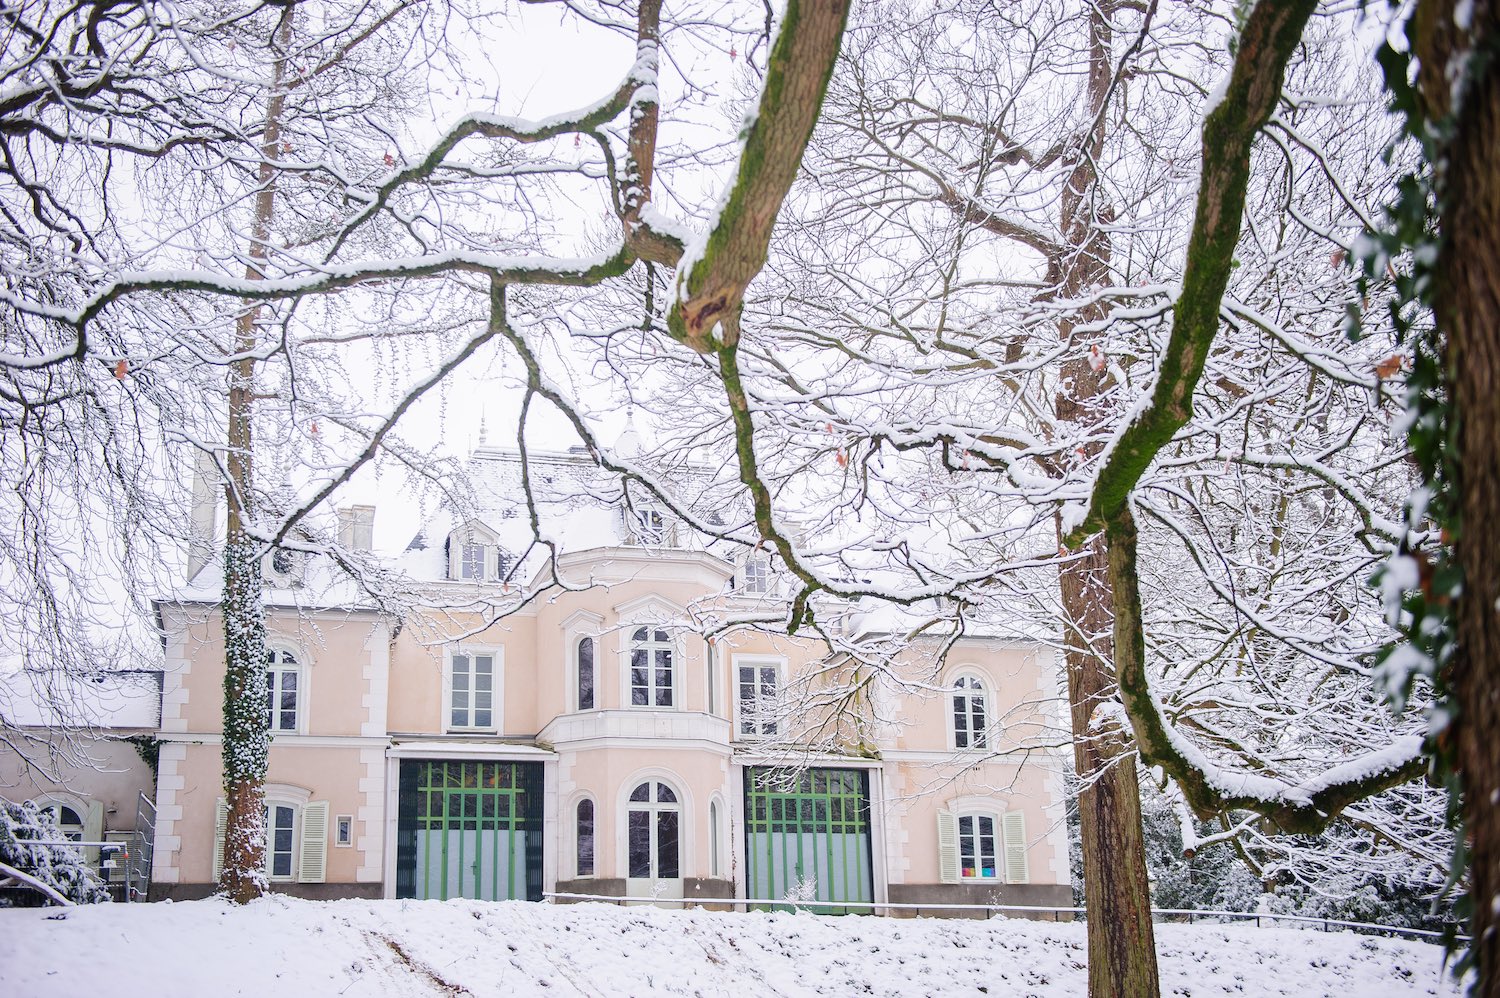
[0,799,108,905]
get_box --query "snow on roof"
[0,669,161,729]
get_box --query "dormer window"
[633,507,667,545]
[447,522,507,582]
[742,554,772,594]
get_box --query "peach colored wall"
[170,740,370,885]
[170,608,381,738]
[888,643,1053,753]
[387,612,540,735]
[890,759,1065,886]
[561,746,731,881]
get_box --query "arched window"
[627,781,680,880]
[952,675,988,749]
[37,801,84,842]
[576,798,595,877]
[709,799,722,877]
[629,628,674,708]
[577,637,595,711]
[266,647,302,733]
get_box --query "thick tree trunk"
[219,9,293,904]
[1059,541,1161,998]
[1415,1,1500,989]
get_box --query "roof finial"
[478,404,489,447]
[617,405,642,457]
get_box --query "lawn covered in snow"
[0,896,1457,997]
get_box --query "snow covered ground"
[0,896,1457,997]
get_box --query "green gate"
[745,767,873,914]
[395,760,543,901]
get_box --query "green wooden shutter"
[937,810,959,884]
[299,801,330,883]
[1003,811,1029,884]
[211,797,228,881]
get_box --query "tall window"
[709,799,721,877]
[460,542,486,580]
[627,781,680,880]
[952,675,988,749]
[742,555,771,594]
[450,652,496,730]
[737,663,779,737]
[577,637,595,711]
[629,629,674,707]
[576,799,595,877]
[265,648,300,732]
[266,803,297,879]
[957,813,999,881]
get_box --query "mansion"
[150,446,1070,910]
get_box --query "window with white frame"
[957,812,999,880]
[265,802,298,879]
[709,798,722,877]
[447,523,505,582]
[952,674,989,749]
[627,780,680,880]
[938,806,1028,885]
[629,628,674,707]
[36,800,84,841]
[265,647,301,733]
[741,554,772,594]
[449,651,497,730]
[632,507,667,545]
[576,636,596,711]
[736,661,780,737]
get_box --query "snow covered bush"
[0,800,107,906]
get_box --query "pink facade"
[151,450,1073,913]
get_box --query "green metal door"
[395,760,543,901]
[745,767,873,914]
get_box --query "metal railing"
[542,891,1459,943]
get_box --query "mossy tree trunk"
[1413,2,1500,990]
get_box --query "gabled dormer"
[445,520,511,582]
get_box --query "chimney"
[338,505,376,551]
[186,448,219,583]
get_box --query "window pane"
[633,627,647,642]
[654,630,669,644]
[656,783,677,804]
[451,708,466,728]
[630,782,651,803]
[628,810,651,877]
[578,638,594,710]
[657,810,679,879]
[283,671,297,692]
[474,708,491,728]
[577,800,595,877]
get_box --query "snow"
[0,896,1458,997]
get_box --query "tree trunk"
[1050,6,1161,994]
[1414,1,1500,989]
[219,8,294,904]
[1060,541,1161,998]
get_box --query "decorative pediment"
[612,593,687,626]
